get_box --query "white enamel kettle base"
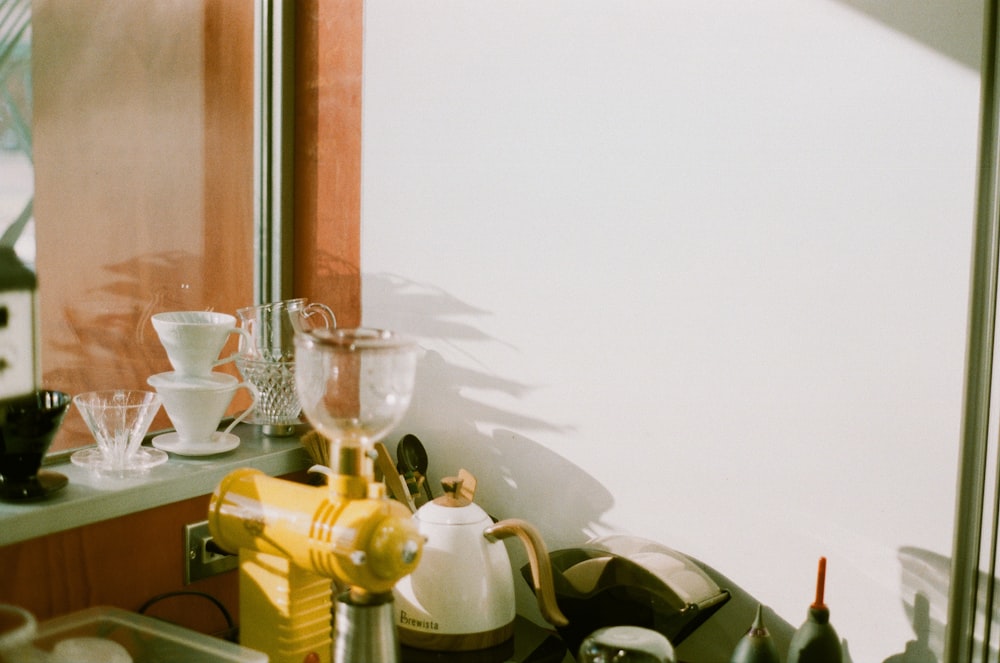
[392,475,568,652]
[395,581,515,652]
[394,530,516,651]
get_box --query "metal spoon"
[397,433,434,502]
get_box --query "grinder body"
[208,467,422,663]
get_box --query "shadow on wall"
[891,546,1000,663]
[366,273,602,537]
[365,273,754,656]
[365,272,960,662]
[834,0,981,71]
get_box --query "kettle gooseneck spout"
[484,518,570,628]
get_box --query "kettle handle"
[484,518,569,628]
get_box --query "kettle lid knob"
[437,476,472,507]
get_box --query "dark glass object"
[0,389,71,500]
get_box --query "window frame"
[254,0,295,305]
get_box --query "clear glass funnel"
[71,389,166,475]
[294,328,417,473]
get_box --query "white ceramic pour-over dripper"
[71,390,167,475]
[152,311,252,378]
[147,372,258,455]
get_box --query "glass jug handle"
[299,302,336,331]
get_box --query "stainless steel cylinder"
[332,592,399,663]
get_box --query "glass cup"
[578,626,676,663]
[151,311,253,378]
[71,390,166,475]
[147,372,258,453]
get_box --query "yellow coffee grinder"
[208,328,422,663]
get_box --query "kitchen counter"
[0,422,313,546]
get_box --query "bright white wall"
[360,2,981,661]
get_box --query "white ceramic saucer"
[152,431,240,457]
[70,446,169,474]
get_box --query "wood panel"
[0,469,311,634]
[0,493,238,635]
[293,0,363,328]
[33,0,256,451]
[203,0,255,310]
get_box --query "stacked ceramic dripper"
[234,298,335,437]
[147,311,259,457]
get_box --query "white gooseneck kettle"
[393,474,569,652]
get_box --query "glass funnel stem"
[329,442,373,499]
